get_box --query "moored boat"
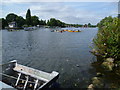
[24,27,37,31]
[0,60,59,90]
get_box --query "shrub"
[93,16,120,60]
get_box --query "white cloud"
[28,2,117,24]
[0,10,2,18]
[29,3,117,24]
[1,2,118,24]
[19,12,26,18]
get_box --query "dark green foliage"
[66,23,96,27]
[39,19,46,25]
[66,24,83,27]
[0,18,8,29]
[26,9,32,26]
[5,13,25,28]
[31,16,39,26]
[93,16,120,60]
[88,23,91,27]
[84,24,88,27]
[97,16,113,29]
[16,16,25,27]
[47,18,65,27]
[6,13,18,23]
[47,18,56,26]
[87,23,96,27]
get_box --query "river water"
[1,27,98,88]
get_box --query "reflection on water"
[2,27,98,88]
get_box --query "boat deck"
[1,60,59,90]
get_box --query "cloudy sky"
[1,0,119,25]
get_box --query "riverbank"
[88,16,120,89]
[88,56,120,88]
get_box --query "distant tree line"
[47,18,65,27]
[0,9,67,29]
[66,23,96,28]
[0,9,47,29]
[0,9,97,29]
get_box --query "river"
[1,27,98,88]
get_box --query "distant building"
[8,21,17,28]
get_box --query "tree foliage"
[31,16,39,26]
[6,13,18,23]
[47,18,65,27]
[26,9,32,26]
[16,16,25,27]
[93,16,120,60]
[39,19,46,25]
[5,13,25,28]
[88,23,91,27]
[0,18,8,29]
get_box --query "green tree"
[47,20,50,25]
[0,18,8,29]
[39,19,46,25]
[16,16,25,27]
[26,9,32,26]
[31,16,39,26]
[47,18,57,26]
[97,16,113,29]
[88,23,91,27]
[6,13,18,23]
[84,24,88,27]
[93,16,120,60]
[47,18,65,27]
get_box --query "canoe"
[68,30,81,32]
[0,60,59,90]
[24,27,37,31]
[68,30,73,32]
[74,30,81,32]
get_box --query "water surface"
[2,27,98,88]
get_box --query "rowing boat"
[0,60,59,90]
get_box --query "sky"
[0,0,119,25]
